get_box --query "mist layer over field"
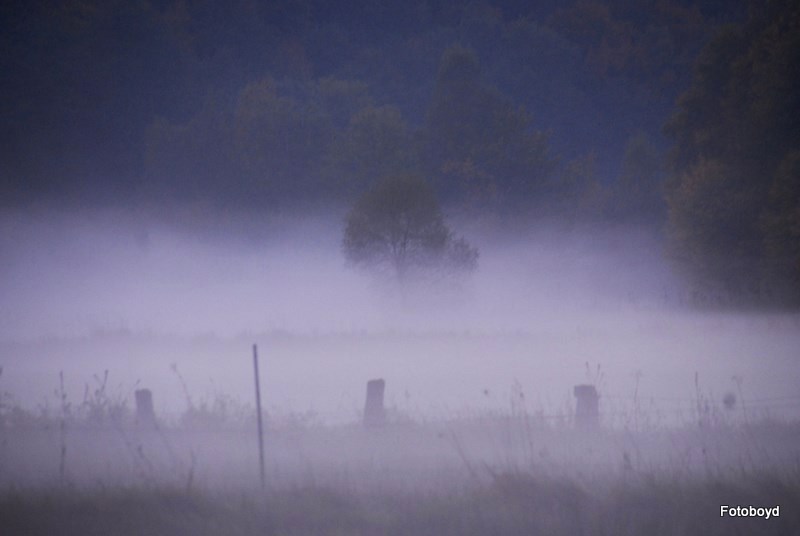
[1,206,680,338]
[2,206,800,536]
[2,207,799,425]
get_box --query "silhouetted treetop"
[343,174,478,283]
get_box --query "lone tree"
[343,174,478,283]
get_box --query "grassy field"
[1,470,798,535]
[1,352,799,535]
[1,403,799,535]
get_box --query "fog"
[2,206,799,430]
[1,206,679,338]
[3,1,798,531]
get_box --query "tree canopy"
[664,0,800,304]
[343,175,478,283]
[1,0,743,213]
[425,45,554,210]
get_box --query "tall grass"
[0,370,799,534]
[1,471,798,535]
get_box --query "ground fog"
[2,207,800,535]
[1,207,798,425]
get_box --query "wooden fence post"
[574,384,599,428]
[134,388,156,426]
[364,379,386,428]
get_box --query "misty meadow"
[1,0,800,534]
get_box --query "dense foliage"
[8,0,799,304]
[1,0,742,216]
[665,0,800,304]
[343,174,478,282]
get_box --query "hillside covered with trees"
[4,0,799,304]
[665,0,800,305]
[2,0,742,211]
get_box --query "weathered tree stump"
[363,379,386,428]
[135,388,156,426]
[573,384,599,428]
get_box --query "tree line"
[664,0,800,305]
[1,0,738,217]
[4,0,799,304]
